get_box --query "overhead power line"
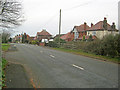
[37,1,93,32]
[63,1,93,11]
[36,12,58,31]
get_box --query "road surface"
[5,43,118,88]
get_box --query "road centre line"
[40,51,43,53]
[72,64,84,70]
[50,55,55,58]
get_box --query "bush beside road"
[2,58,8,88]
[53,47,120,64]
[49,34,120,64]
[1,43,10,88]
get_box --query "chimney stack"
[84,22,87,30]
[103,17,107,30]
[104,17,107,20]
[91,23,93,27]
[112,22,115,25]
[111,22,116,30]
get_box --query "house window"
[92,31,96,35]
[73,28,79,40]
[88,31,89,35]
[74,32,79,39]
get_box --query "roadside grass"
[2,58,8,87]
[1,43,10,87]
[53,48,120,64]
[2,43,10,51]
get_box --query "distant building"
[14,34,22,43]
[61,17,119,41]
[26,34,30,41]
[13,33,30,43]
[54,34,65,39]
[118,1,120,33]
[28,36,35,43]
[36,29,52,41]
[72,22,90,40]
[87,17,119,39]
[60,32,73,41]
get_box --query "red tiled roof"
[74,24,90,32]
[60,32,72,40]
[37,30,52,36]
[54,34,65,39]
[87,21,111,31]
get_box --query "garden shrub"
[61,34,120,58]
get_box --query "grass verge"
[1,43,10,87]
[2,43,10,51]
[53,48,120,64]
[2,58,8,87]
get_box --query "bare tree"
[0,0,24,28]
[0,0,24,88]
[2,29,11,43]
[0,0,24,43]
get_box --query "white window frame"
[92,31,96,36]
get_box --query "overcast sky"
[14,0,119,37]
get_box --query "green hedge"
[62,34,120,58]
[47,41,60,48]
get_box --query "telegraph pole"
[118,1,120,34]
[0,28,2,90]
[59,9,61,45]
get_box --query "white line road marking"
[72,64,84,70]
[50,55,55,58]
[40,51,43,53]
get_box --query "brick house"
[60,32,74,41]
[28,36,35,43]
[14,33,30,43]
[36,29,52,41]
[71,22,90,41]
[60,23,94,41]
[54,34,65,39]
[78,35,97,40]
[61,18,119,41]
[26,34,30,41]
[86,18,119,39]
[14,34,22,43]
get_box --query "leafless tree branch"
[0,0,24,29]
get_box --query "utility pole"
[118,1,120,34]
[59,9,61,45]
[0,28,2,90]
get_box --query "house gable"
[37,30,52,41]
[87,18,119,39]
[71,23,90,40]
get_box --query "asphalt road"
[5,43,118,88]
[5,63,33,88]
